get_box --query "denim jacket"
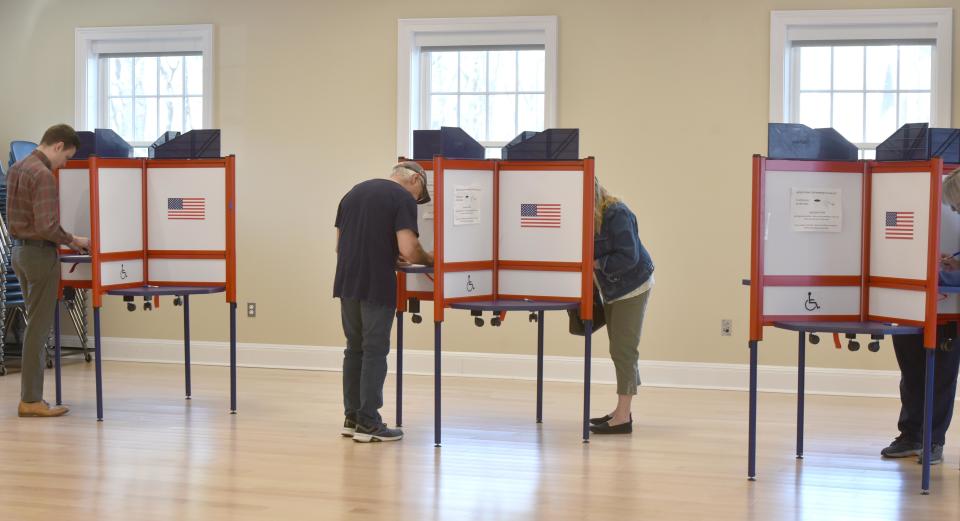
[594,202,654,302]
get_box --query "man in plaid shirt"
[7,124,89,417]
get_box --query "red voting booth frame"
[396,157,596,322]
[56,156,238,307]
[749,157,954,350]
[746,155,960,494]
[52,155,238,420]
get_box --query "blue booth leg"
[537,310,545,423]
[54,300,62,406]
[797,332,806,459]
[921,348,935,494]
[397,311,403,427]
[230,302,238,414]
[434,321,442,447]
[94,307,104,421]
[184,295,192,399]
[748,340,758,481]
[583,319,592,443]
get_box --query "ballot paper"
[454,185,481,226]
[791,188,842,233]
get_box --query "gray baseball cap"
[398,161,430,204]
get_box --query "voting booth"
[54,156,238,420]
[747,155,959,494]
[396,157,595,445]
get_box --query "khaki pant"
[12,244,59,403]
[603,290,651,396]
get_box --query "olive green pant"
[602,290,651,396]
[12,244,59,403]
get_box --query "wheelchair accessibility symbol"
[120,264,128,280]
[804,292,820,312]
[466,275,476,293]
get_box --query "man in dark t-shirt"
[335,161,433,442]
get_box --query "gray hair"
[944,168,960,211]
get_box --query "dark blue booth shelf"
[413,127,485,160]
[876,123,960,163]
[397,264,433,274]
[150,129,221,159]
[501,129,579,161]
[767,123,859,161]
[450,299,580,312]
[106,286,226,297]
[74,129,133,159]
[773,321,922,335]
[60,255,91,264]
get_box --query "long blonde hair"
[594,177,620,233]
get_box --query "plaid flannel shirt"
[6,149,73,245]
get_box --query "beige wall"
[0,0,957,371]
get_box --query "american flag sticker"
[885,211,914,240]
[168,197,206,220]
[521,203,561,228]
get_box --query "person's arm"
[397,229,433,265]
[336,228,341,253]
[32,170,77,247]
[595,210,640,279]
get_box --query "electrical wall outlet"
[247,302,256,317]
[721,319,732,336]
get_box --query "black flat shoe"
[589,414,613,425]
[590,421,633,435]
[589,413,632,426]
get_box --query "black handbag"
[567,287,606,336]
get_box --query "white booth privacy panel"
[870,173,931,280]
[418,169,435,252]
[443,270,493,299]
[149,259,227,284]
[97,168,143,254]
[100,259,144,286]
[61,262,91,282]
[499,270,581,299]
[761,286,860,316]
[870,287,926,323]
[59,168,90,238]
[940,198,960,314]
[147,167,227,251]
[442,169,494,263]
[407,273,434,292]
[762,171,862,276]
[499,171,584,263]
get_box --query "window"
[770,9,952,158]
[76,25,214,156]
[397,17,557,158]
[793,43,933,158]
[423,48,546,158]
[101,54,205,156]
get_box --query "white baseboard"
[99,337,909,399]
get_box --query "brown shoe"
[18,400,69,417]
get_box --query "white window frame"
[770,9,952,128]
[397,16,558,157]
[75,24,214,133]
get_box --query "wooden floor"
[0,360,958,521]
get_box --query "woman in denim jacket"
[589,178,654,435]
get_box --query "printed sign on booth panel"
[146,161,228,286]
[92,159,145,293]
[57,160,92,284]
[749,159,866,341]
[433,158,496,319]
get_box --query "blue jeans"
[340,299,395,427]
